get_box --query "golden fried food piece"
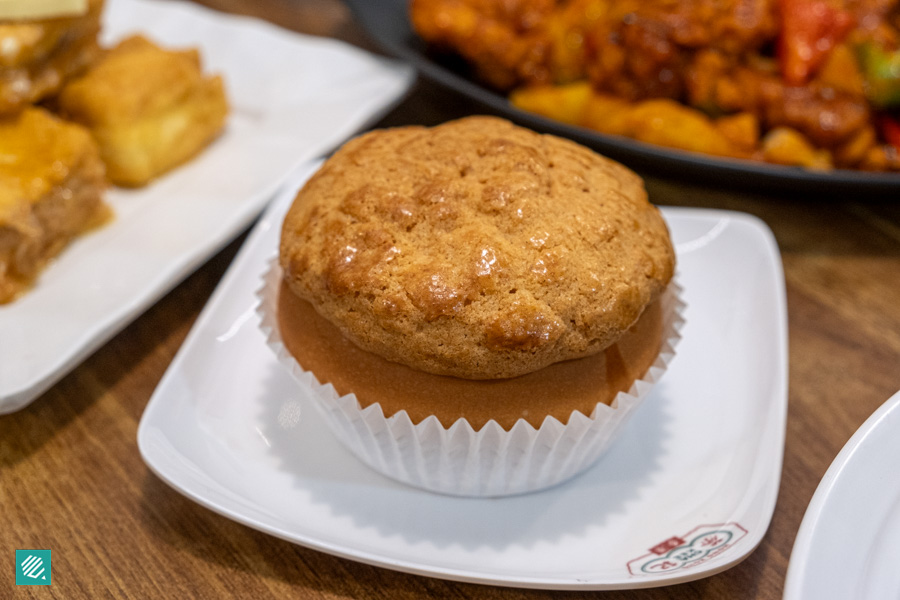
[511,84,753,159]
[0,107,108,303]
[761,128,833,169]
[58,35,228,187]
[508,81,592,125]
[410,0,602,89]
[0,0,103,114]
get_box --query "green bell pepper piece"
[857,42,900,108]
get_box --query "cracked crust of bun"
[280,116,674,379]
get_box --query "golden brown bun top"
[280,116,675,379]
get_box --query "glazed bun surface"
[280,116,675,379]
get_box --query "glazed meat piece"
[0,0,103,114]
[0,107,108,303]
[411,0,640,89]
[584,0,777,100]
[688,50,871,149]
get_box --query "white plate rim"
[783,389,900,599]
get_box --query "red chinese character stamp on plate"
[627,523,748,575]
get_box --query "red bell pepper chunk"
[881,115,900,150]
[778,0,855,85]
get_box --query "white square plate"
[0,0,413,413]
[137,162,789,590]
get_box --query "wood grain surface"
[2,1,899,598]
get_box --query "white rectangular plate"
[0,0,413,413]
[138,162,789,590]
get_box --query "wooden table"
[2,1,899,598]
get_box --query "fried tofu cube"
[58,35,228,187]
[0,0,103,114]
[0,107,108,303]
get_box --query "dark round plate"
[345,0,900,196]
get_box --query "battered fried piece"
[0,107,108,303]
[58,35,228,187]
[410,0,599,89]
[0,0,102,115]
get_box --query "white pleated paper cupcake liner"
[258,257,684,497]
